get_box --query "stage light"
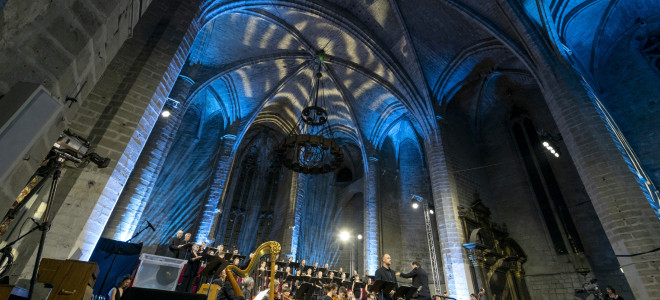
[542,141,549,147]
[161,109,171,118]
[357,234,363,240]
[554,152,559,157]
[340,231,350,241]
[429,209,434,214]
[412,202,419,209]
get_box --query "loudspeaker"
[122,287,206,300]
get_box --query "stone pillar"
[195,131,238,243]
[427,136,471,297]
[491,2,660,296]
[463,243,489,298]
[289,172,307,261]
[364,155,379,273]
[540,71,660,299]
[103,73,196,241]
[31,0,203,263]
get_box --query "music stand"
[393,285,417,300]
[234,254,246,262]
[295,283,313,300]
[200,257,229,279]
[275,271,287,280]
[276,261,288,270]
[342,281,353,289]
[317,268,328,276]
[290,262,300,274]
[223,253,234,261]
[370,280,396,296]
[351,281,365,290]
[302,266,314,274]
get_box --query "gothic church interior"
[0,0,659,299]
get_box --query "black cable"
[615,247,660,257]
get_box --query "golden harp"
[225,241,281,300]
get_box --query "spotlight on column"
[429,209,434,215]
[339,231,350,241]
[161,98,180,118]
[357,234,363,240]
[411,202,419,209]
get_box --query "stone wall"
[0,0,202,286]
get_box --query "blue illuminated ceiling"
[185,1,437,150]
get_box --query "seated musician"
[217,269,245,300]
[320,283,338,300]
[281,284,292,300]
[338,287,348,300]
[240,277,255,300]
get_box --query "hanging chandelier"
[277,52,344,174]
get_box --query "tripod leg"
[27,160,62,300]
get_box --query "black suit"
[400,267,431,300]
[375,266,398,300]
[168,236,183,258]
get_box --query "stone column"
[463,243,489,298]
[492,2,660,296]
[37,0,203,263]
[289,172,307,261]
[103,73,196,241]
[364,154,379,273]
[195,131,238,243]
[427,136,471,297]
[540,71,660,299]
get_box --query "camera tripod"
[0,150,73,300]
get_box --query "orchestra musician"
[217,269,246,300]
[280,283,293,300]
[337,286,348,300]
[320,283,338,300]
[240,277,255,300]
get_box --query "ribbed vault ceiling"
[183,0,557,151]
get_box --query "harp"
[226,241,281,300]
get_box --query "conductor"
[396,261,430,300]
[375,254,397,300]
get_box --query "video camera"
[52,130,110,168]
